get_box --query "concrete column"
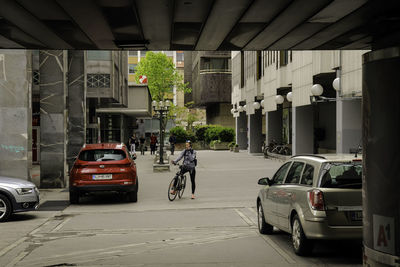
[0,50,32,180]
[266,110,282,144]
[235,112,247,149]
[248,109,262,154]
[362,48,400,266]
[39,50,67,188]
[336,98,361,153]
[292,105,313,155]
[67,51,86,170]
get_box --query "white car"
[0,176,40,222]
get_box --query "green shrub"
[186,130,197,143]
[205,125,223,143]
[219,128,235,142]
[194,125,210,141]
[210,140,221,147]
[228,141,236,148]
[169,126,187,143]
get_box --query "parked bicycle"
[168,164,187,201]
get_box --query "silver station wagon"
[257,154,362,255]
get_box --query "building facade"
[184,51,234,128]
[0,49,153,188]
[231,50,366,155]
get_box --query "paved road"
[0,151,362,266]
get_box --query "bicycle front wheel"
[168,177,178,201]
[178,175,186,199]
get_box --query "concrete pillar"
[362,48,400,266]
[336,98,362,153]
[248,109,263,154]
[39,50,67,188]
[0,50,32,180]
[67,51,86,170]
[292,105,313,155]
[266,110,282,144]
[235,112,247,149]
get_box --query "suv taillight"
[308,189,325,211]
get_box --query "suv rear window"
[319,162,362,189]
[79,149,126,162]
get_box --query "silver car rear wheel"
[291,215,313,255]
[292,219,301,250]
[0,195,12,222]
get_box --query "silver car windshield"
[319,162,362,189]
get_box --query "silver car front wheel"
[0,195,12,222]
[257,202,273,234]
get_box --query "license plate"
[350,211,363,221]
[92,174,112,180]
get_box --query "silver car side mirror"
[258,177,271,186]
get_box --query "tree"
[169,101,201,131]
[135,52,191,101]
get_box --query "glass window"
[272,162,292,185]
[87,51,111,61]
[300,164,314,186]
[201,58,230,71]
[140,51,147,58]
[79,149,126,162]
[285,162,304,184]
[129,64,136,74]
[176,51,184,62]
[129,51,138,56]
[319,162,362,189]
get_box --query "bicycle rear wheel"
[178,175,186,199]
[168,177,178,201]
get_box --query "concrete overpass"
[1,0,400,266]
[0,0,399,50]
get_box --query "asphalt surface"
[0,150,362,266]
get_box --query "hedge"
[172,125,234,144]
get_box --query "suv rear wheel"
[0,194,12,222]
[292,214,313,255]
[128,191,137,202]
[69,191,79,204]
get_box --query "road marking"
[51,217,72,232]
[5,251,29,267]
[235,208,255,226]
[260,234,296,264]
[0,237,27,258]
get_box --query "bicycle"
[168,164,187,201]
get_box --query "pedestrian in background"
[150,133,158,155]
[128,133,137,154]
[139,135,146,155]
[169,133,176,155]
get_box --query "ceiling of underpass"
[1,0,400,50]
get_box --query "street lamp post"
[152,99,171,164]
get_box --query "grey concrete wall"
[40,50,67,188]
[292,105,313,155]
[0,50,32,180]
[236,112,247,149]
[266,110,282,144]
[336,98,362,153]
[67,51,86,170]
[249,109,263,154]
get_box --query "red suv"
[69,143,138,204]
